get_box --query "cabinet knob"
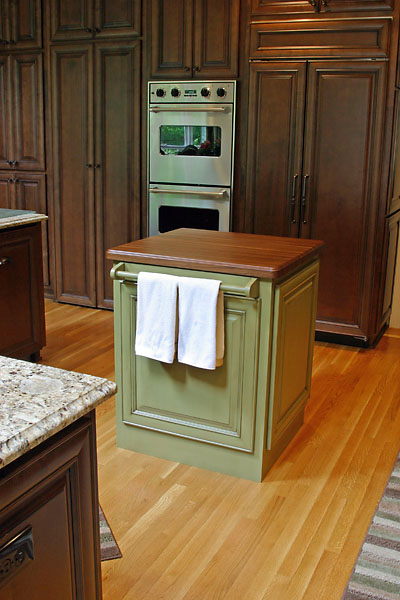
[0,257,11,266]
[85,27,93,33]
[13,177,19,183]
[94,164,101,169]
[7,177,13,183]
[11,160,18,166]
[6,159,12,165]
[193,65,200,72]
[86,163,93,168]
[95,28,101,33]
[184,66,190,71]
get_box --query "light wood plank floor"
[41,299,400,600]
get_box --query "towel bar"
[110,262,259,298]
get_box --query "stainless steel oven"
[148,81,236,236]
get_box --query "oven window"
[159,206,220,233]
[159,126,221,156]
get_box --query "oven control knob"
[201,87,211,98]
[171,87,180,97]
[216,87,227,98]
[156,88,166,98]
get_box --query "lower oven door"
[148,185,231,237]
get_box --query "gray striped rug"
[99,505,122,561]
[342,456,400,599]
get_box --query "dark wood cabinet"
[251,0,393,14]
[0,173,50,289]
[51,40,140,308]
[0,412,102,599]
[48,0,141,42]
[246,60,387,343]
[0,0,42,49]
[150,0,240,79]
[0,222,46,360]
[0,53,45,171]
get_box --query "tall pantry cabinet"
[47,0,141,308]
[244,4,400,345]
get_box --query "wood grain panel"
[320,0,393,11]
[51,44,96,306]
[251,0,316,15]
[0,174,13,208]
[245,62,306,238]
[49,0,94,41]
[193,0,239,78]
[94,0,141,38]
[250,18,391,59]
[9,0,42,49]
[150,0,193,77]
[302,62,387,333]
[94,41,141,309]
[11,53,45,171]
[0,55,11,170]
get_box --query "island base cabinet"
[0,413,102,600]
[113,260,319,481]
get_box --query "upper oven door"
[149,104,234,187]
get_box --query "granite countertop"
[0,208,48,230]
[0,356,117,469]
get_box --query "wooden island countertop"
[106,228,324,280]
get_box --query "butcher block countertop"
[0,356,116,469]
[106,229,324,279]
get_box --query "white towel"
[177,277,224,370]
[135,271,179,363]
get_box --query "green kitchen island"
[107,229,323,482]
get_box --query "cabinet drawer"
[115,265,261,453]
[250,18,391,59]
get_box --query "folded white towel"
[135,272,179,363]
[177,277,224,370]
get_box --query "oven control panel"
[149,81,235,104]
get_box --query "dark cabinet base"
[0,412,102,600]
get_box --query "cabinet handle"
[86,163,93,168]
[0,256,11,266]
[85,27,93,33]
[301,174,310,225]
[309,0,319,10]
[13,177,19,183]
[95,28,100,33]
[11,160,18,166]
[193,65,200,72]
[94,164,101,169]
[6,159,12,165]
[290,174,298,224]
[184,66,190,71]
[7,178,13,183]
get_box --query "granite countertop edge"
[0,212,48,230]
[0,377,116,470]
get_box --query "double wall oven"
[148,81,236,236]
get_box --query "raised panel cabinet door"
[380,211,400,327]
[387,90,400,215]
[11,53,45,171]
[94,41,141,309]
[251,0,316,15]
[245,62,306,237]
[0,55,13,170]
[193,0,240,78]
[94,0,141,38]
[301,61,387,337]
[14,172,50,289]
[0,223,45,358]
[0,173,14,208]
[9,0,42,49]
[150,0,193,78]
[320,0,393,11]
[51,44,96,307]
[48,0,94,41]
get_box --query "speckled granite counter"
[0,208,47,230]
[0,355,116,469]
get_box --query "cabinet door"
[0,173,13,208]
[150,0,193,78]
[320,0,393,11]
[0,223,45,358]
[192,0,239,79]
[245,62,306,237]
[94,0,141,38]
[14,173,50,290]
[251,0,316,15]
[49,0,94,41]
[301,61,387,337]
[9,0,42,49]
[11,53,45,171]
[0,55,12,170]
[380,210,400,327]
[94,41,141,309]
[51,44,96,307]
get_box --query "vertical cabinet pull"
[301,174,310,224]
[290,174,298,224]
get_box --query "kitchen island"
[0,208,47,360]
[0,356,116,599]
[107,229,323,482]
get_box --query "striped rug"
[342,456,400,599]
[99,505,122,561]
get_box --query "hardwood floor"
[41,299,400,600]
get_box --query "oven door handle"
[149,106,227,113]
[150,187,228,199]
